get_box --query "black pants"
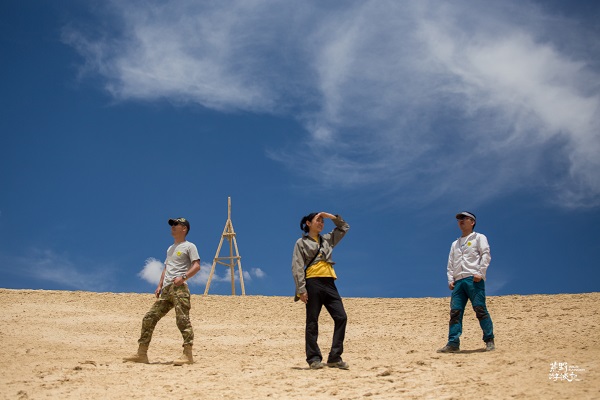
[305,277,347,364]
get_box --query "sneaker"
[309,361,324,369]
[437,345,460,353]
[326,360,350,369]
[485,340,495,351]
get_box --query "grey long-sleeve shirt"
[291,215,350,296]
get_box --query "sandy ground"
[0,289,598,400]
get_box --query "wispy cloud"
[1,248,116,291]
[63,0,600,208]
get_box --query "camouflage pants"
[138,283,194,346]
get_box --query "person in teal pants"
[438,211,495,353]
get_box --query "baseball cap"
[455,211,476,220]
[168,217,190,232]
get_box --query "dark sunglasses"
[457,216,473,221]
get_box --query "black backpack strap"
[294,236,323,303]
[304,236,322,271]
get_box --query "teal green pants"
[447,276,494,347]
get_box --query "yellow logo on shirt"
[177,251,182,256]
[467,242,472,247]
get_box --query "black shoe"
[437,344,460,353]
[485,340,495,351]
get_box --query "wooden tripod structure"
[204,197,246,296]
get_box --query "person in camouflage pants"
[139,283,194,346]
[124,217,201,365]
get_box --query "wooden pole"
[204,197,246,296]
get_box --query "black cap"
[168,217,190,232]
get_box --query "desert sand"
[0,289,598,399]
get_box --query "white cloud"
[64,0,600,208]
[251,267,266,278]
[138,258,266,287]
[197,264,266,284]
[243,270,252,282]
[138,257,164,284]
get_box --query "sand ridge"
[0,289,598,399]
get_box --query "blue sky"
[1,0,599,298]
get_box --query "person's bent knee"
[306,320,319,330]
[449,309,461,325]
[473,306,489,320]
[143,312,159,324]
[176,315,191,330]
[333,312,347,324]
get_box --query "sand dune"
[0,289,598,399]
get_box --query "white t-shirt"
[163,241,200,287]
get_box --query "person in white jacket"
[438,211,495,353]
